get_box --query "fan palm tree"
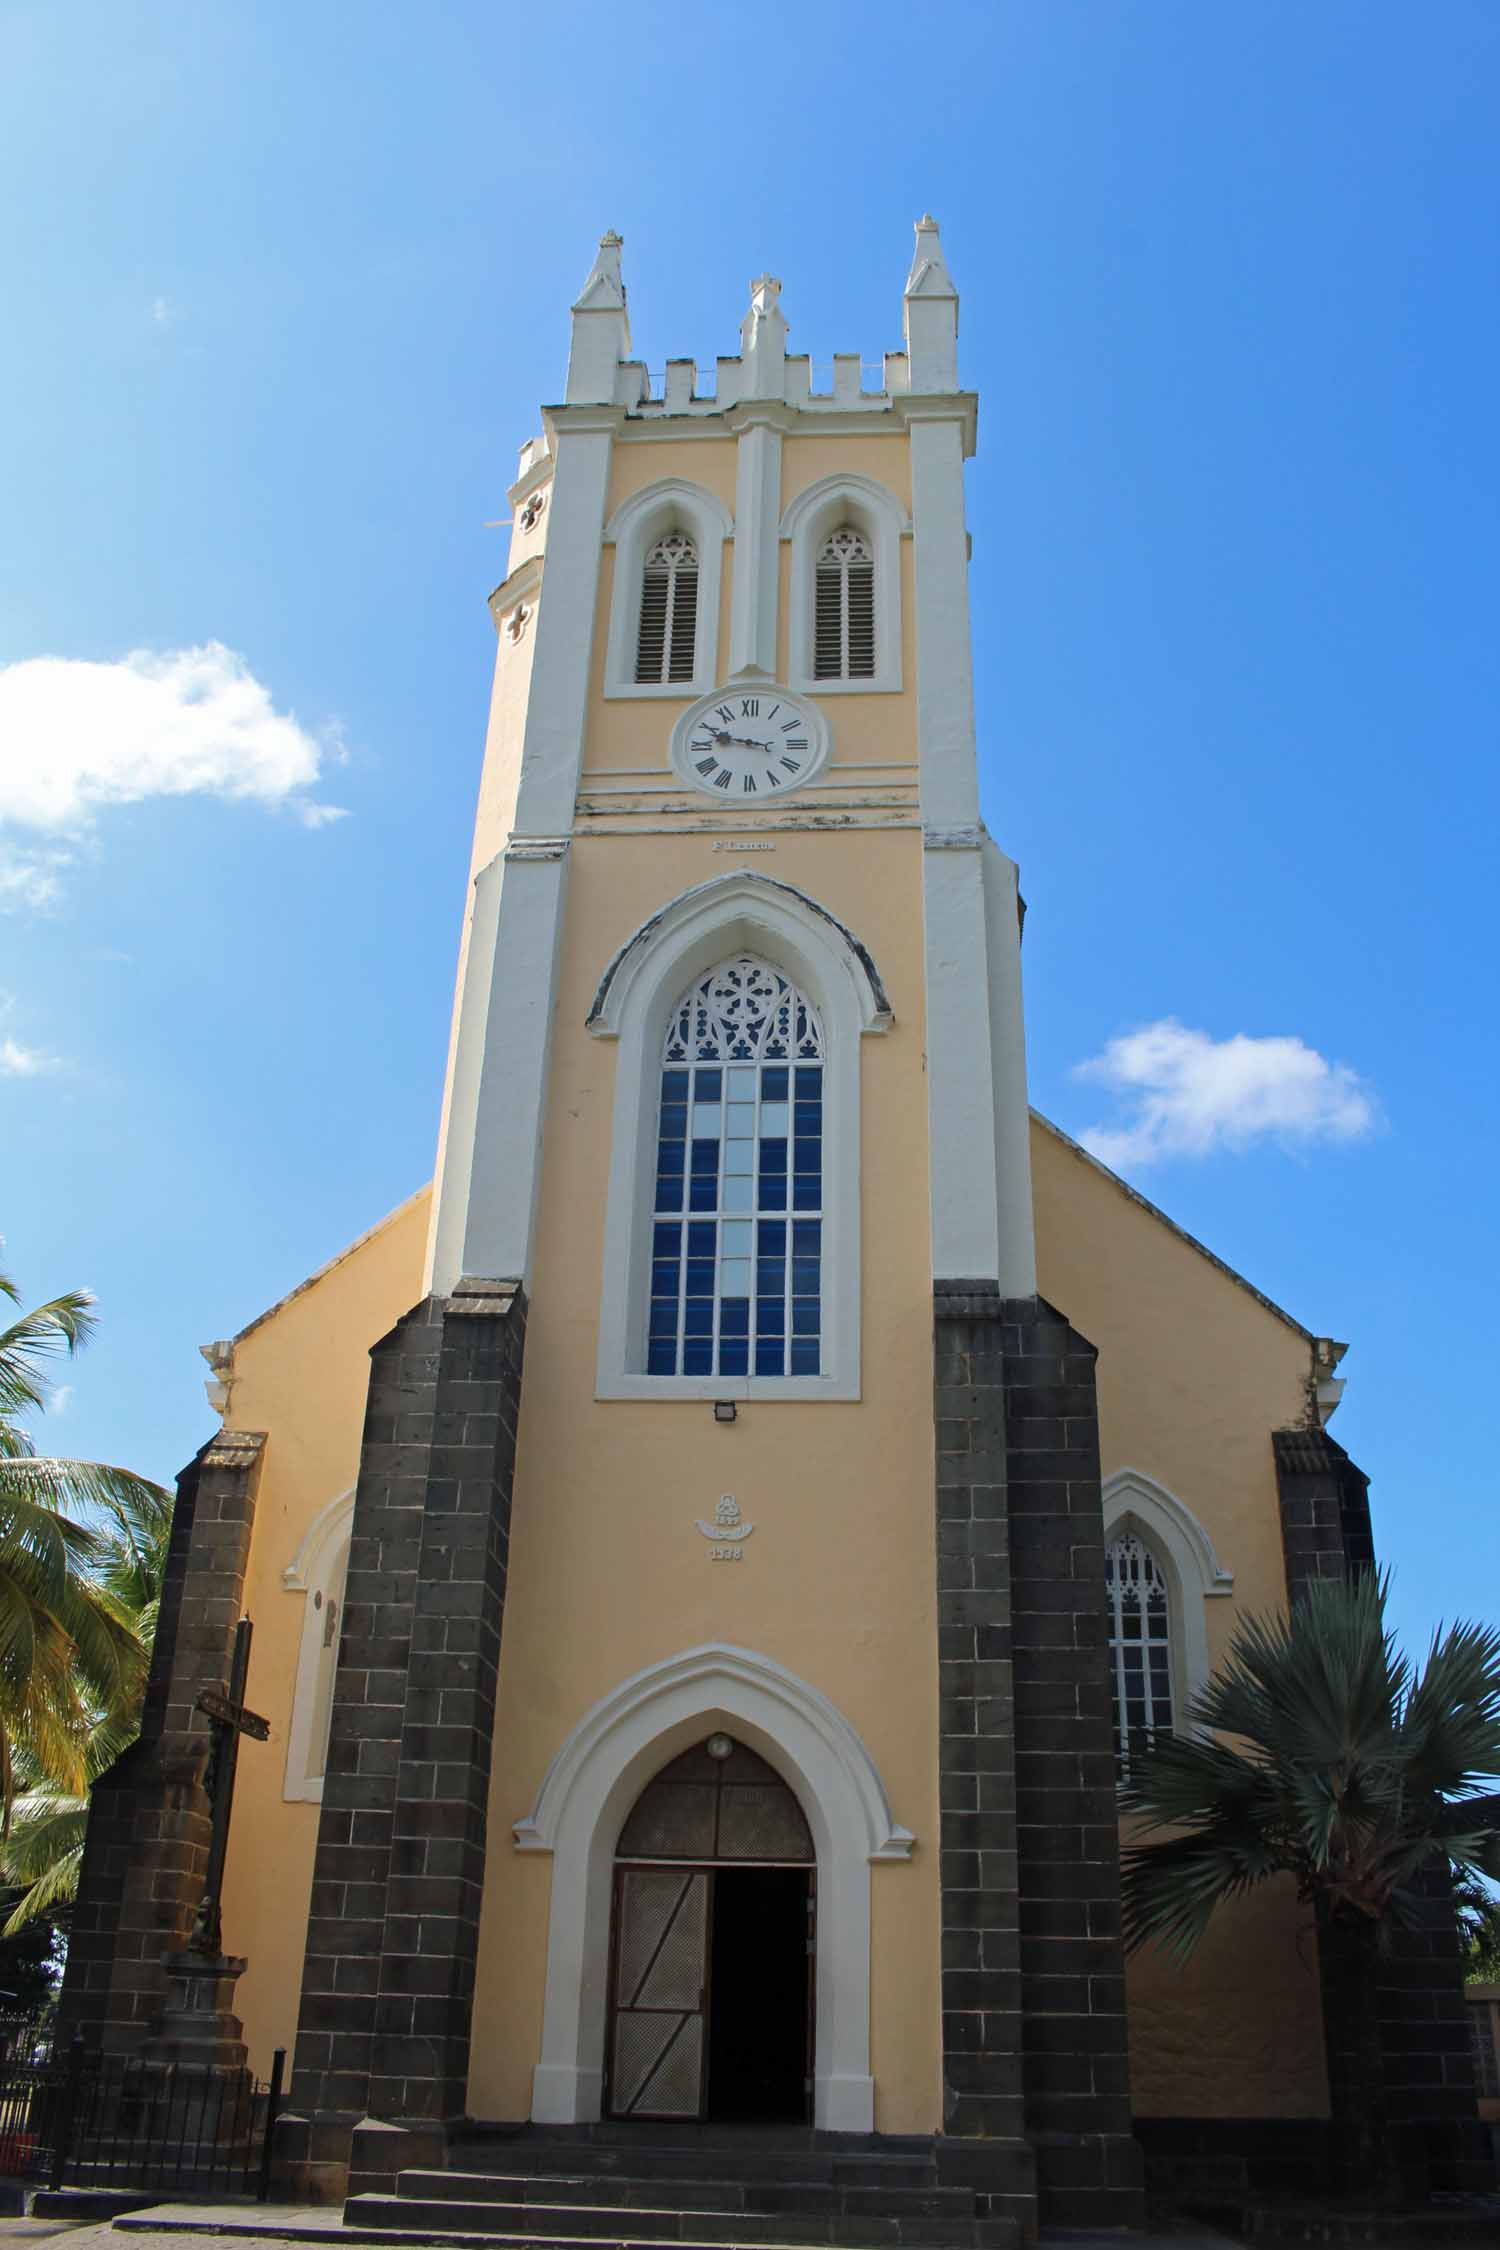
[0,1273,169,1834]
[1120,1569,1500,2194]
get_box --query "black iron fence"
[0,2020,284,2200]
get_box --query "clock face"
[671,688,828,800]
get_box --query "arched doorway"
[607,1733,814,2123]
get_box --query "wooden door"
[607,1867,710,2118]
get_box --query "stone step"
[349,2198,1017,2250]
[446,2144,940,2189]
[405,2169,977,2221]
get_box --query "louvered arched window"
[635,530,699,685]
[1105,1532,1174,1773]
[814,525,875,681]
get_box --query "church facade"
[59,226,1483,2233]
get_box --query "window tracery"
[648,957,824,1379]
[1105,1530,1174,1773]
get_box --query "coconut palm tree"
[0,1477,174,1933]
[0,1273,169,1830]
[1120,1569,1500,2194]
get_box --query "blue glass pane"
[795,1065,822,1094]
[685,1260,715,1296]
[793,1138,821,1171]
[720,1299,749,1336]
[757,1221,786,1255]
[655,1175,683,1212]
[756,1260,785,1297]
[659,1112,688,1147]
[691,1139,719,1173]
[756,1298,785,1336]
[759,1176,786,1210]
[762,1066,789,1099]
[647,1339,678,1374]
[755,1340,785,1376]
[687,1222,716,1258]
[793,1222,822,1256]
[649,1299,679,1335]
[657,1141,684,1175]
[654,1222,682,1257]
[662,1070,689,1100]
[793,1176,821,1209]
[792,1258,820,1293]
[719,1340,749,1375]
[790,1340,820,1375]
[693,1068,722,1098]
[792,1300,821,1336]
[758,1138,787,1174]
[683,1339,712,1375]
[650,1259,679,1297]
[689,1178,717,1211]
[684,1302,713,1336]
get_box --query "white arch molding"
[602,478,733,700]
[588,871,892,1402]
[514,1643,914,2132]
[281,1487,355,1802]
[1101,1467,1234,1726]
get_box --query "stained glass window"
[1106,1532,1174,1774]
[647,956,824,1379]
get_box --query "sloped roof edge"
[230,1183,432,1349]
[1030,1110,1314,1344]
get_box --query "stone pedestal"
[144,1950,249,2071]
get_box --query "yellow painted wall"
[216,1189,431,2078]
[466,821,944,2132]
[1031,1117,1330,2117]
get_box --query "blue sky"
[2,2,1496,1661]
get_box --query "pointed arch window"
[813,526,875,681]
[1105,1531,1174,1774]
[636,530,699,685]
[647,956,824,1379]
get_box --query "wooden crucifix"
[190,1615,270,1961]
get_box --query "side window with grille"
[636,530,699,684]
[1106,1531,1174,1775]
[813,525,875,681]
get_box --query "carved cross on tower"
[190,1615,270,1961]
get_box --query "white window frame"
[602,479,732,700]
[587,871,892,1402]
[781,472,908,697]
[1101,1467,1234,1740]
[281,1487,354,1803]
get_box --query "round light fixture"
[705,1733,735,1762]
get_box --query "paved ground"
[0,2213,1248,2250]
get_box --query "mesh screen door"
[608,1868,710,2118]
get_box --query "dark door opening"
[706,1866,811,2122]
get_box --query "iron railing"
[0,2021,284,2200]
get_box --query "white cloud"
[151,297,174,327]
[0,643,346,904]
[0,1037,59,1079]
[1073,1018,1377,1169]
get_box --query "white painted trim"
[1102,1468,1234,1727]
[780,473,907,697]
[281,1488,354,1804]
[602,479,732,701]
[514,1642,913,2131]
[588,873,889,1404]
[729,420,782,679]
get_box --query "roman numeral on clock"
[781,757,801,774]
[740,697,760,718]
[715,705,735,726]
[714,771,732,790]
[786,737,807,752]
[695,757,719,777]
[742,774,757,792]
